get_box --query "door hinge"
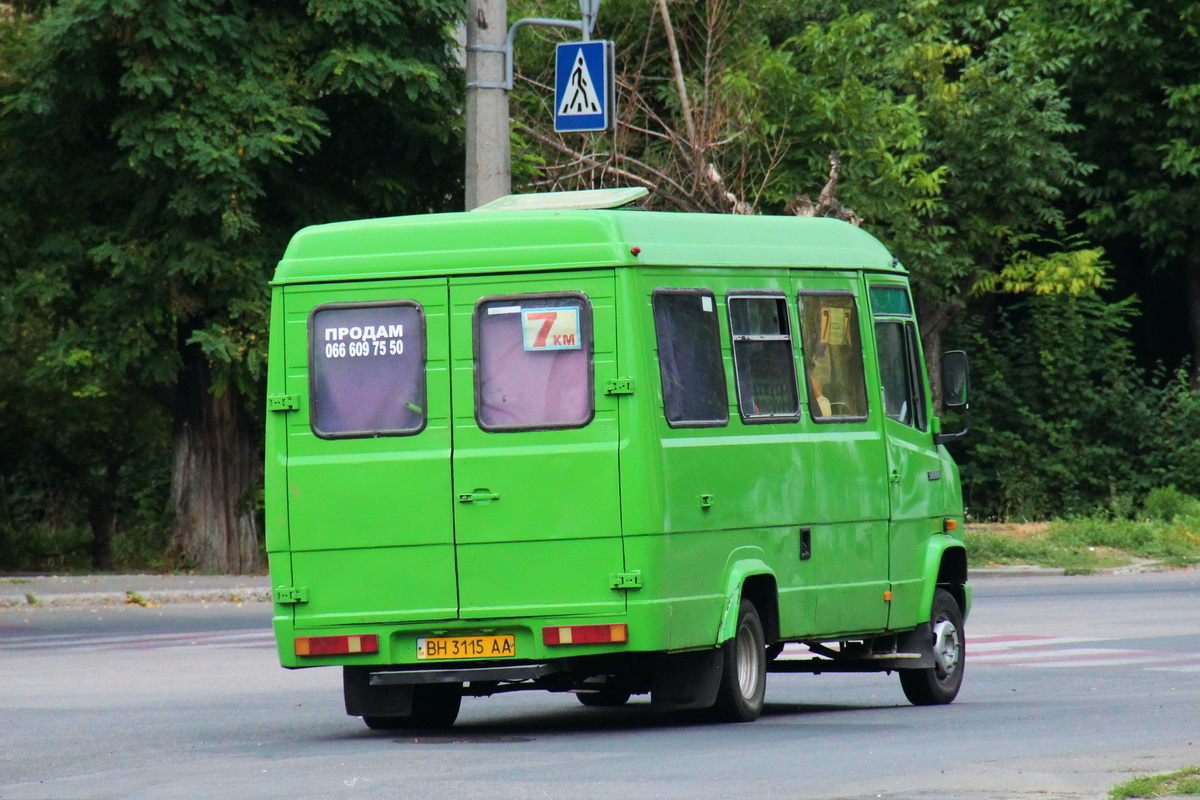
[605,378,635,396]
[273,586,310,605]
[609,572,644,590]
[267,394,300,412]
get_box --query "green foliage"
[958,288,1200,520]
[0,0,465,570]
[1142,486,1200,522]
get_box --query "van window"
[475,294,593,431]
[869,285,912,316]
[308,301,426,438]
[653,290,729,427]
[798,293,869,421]
[876,320,928,430]
[728,295,801,421]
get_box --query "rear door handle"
[457,490,500,504]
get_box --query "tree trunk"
[1185,246,1200,390]
[86,463,117,571]
[917,295,956,411]
[87,484,114,566]
[171,347,262,573]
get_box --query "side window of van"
[308,301,426,438]
[798,293,869,421]
[727,294,801,422]
[652,290,729,427]
[871,285,927,431]
[875,322,927,430]
[474,294,594,431]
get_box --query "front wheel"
[712,599,767,722]
[899,588,965,706]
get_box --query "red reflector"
[543,624,628,646]
[294,634,379,657]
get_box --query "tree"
[510,0,1093,398]
[1043,0,1200,385]
[0,0,464,571]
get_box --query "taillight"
[542,624,628,646]
[294,634,379,657]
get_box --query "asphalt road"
[1,571,1197,800]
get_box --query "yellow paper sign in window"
[522,307,582,351]
[819,306,851,346]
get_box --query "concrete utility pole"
[465,0,511,210]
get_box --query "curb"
[0,587,273,609]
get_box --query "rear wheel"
[899,588,965,706]
[363,682,463,730]
[577,686,632,708]
[712,599,767,722]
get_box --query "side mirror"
[942,350,969,407]
[934,350,970,445]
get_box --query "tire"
[577,687,632,707]
[362,682,463,730]
[711,599,767,722]
[899,588,965,706]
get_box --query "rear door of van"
[282,278,458,629]
[448,270,626,620]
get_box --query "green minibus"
[265,188,971,728]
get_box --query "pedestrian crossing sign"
[554,41,614,133]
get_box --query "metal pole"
[465,0,510,210]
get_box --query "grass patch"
[1110,766,1200,798]
[965,517,1200,570]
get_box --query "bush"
[1142,486,1200,521]
[955,292,1200,520]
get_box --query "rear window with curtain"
[652,289,728,427]
[475,294,593,431]
[308,301,426,438]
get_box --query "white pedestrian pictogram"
[558,50,602,116]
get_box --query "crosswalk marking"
[967,634,1200,671]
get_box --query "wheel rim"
[931,616,961,680]
[736,621,761,699]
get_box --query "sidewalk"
[0,573,272,609]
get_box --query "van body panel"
[265,201,968,715]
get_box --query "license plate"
[416,635,516,660]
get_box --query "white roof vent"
[471,187,649,212]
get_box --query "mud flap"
[649,648,724,711]
[893,622,936,669]
[343,666,414,717]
